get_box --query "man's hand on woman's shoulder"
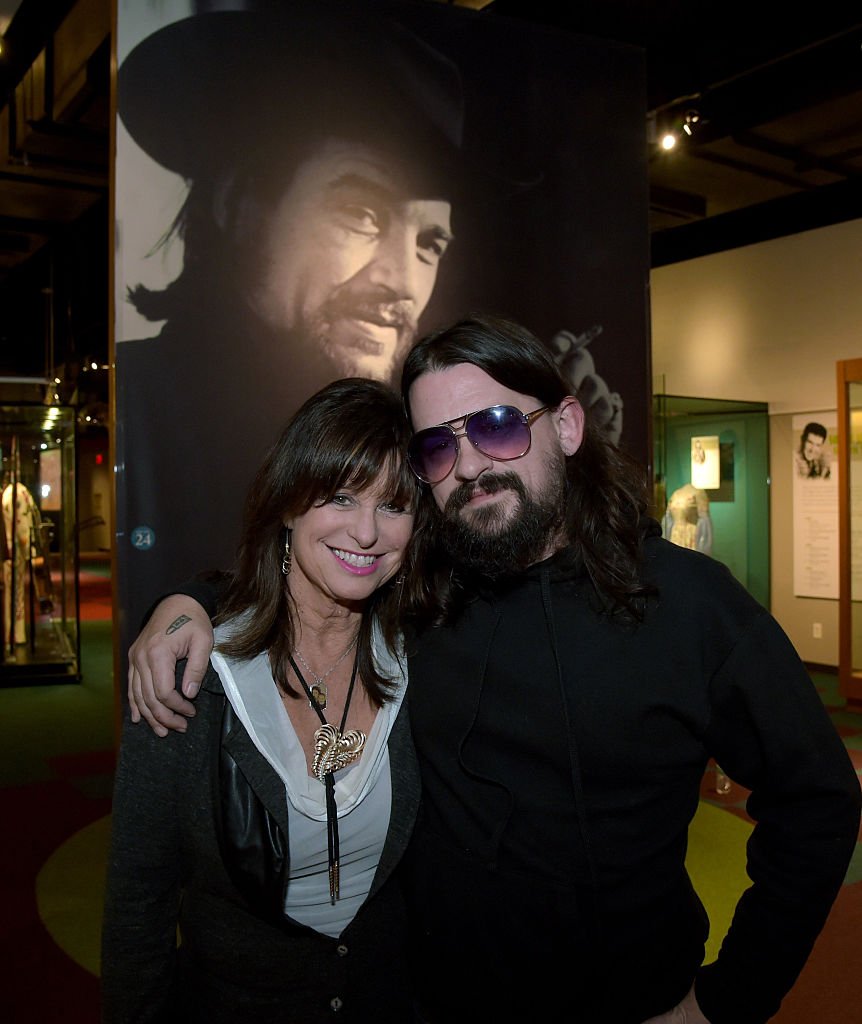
[127,594,214,736]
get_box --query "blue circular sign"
[130,525,156,550]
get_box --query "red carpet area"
[78,569,113,622]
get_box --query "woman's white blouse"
[211,621,407,937]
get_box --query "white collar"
[211,619,406,819]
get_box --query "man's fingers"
[124,595,212,734]
[127,635,195,735]
[130,648,191,731]
[128,666,170,738]
[137,669,190,734]
[145,643,197,718]
[180,635,211,699]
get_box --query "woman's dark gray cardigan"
[100,661,420,1024]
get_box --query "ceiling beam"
[651,175,862,266]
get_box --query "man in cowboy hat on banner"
[114,0,642,660]
[115,0,513,645]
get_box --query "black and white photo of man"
[113,0,649,645]
[794,421,832,478]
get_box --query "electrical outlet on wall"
[813,623,823,639]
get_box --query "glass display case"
[1,404,80,684]
[653,393,770,608]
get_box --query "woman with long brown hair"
[102,378,426,1023]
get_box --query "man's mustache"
[444,471,527,516]
[321,287,417,333]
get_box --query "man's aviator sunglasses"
[407,404,552,484]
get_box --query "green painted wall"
[654,396,770,608]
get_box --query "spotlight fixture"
[660,131,677,151]
[682,109,701,137]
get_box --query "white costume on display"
[2,482,41,644]
[662,482,713,556]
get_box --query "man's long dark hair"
[400,313,654,625]
[215,377,426,705]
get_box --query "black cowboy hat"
[118,2,538,202]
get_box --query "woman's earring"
[281,531,291,576]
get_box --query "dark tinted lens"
[407,426,458,483]
[467,406,531,460]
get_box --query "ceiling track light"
[682,109,701,137]
[648,97,706,153]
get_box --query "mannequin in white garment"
[2,482,41,645]
[662,482,713,556]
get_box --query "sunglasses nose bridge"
[453,407,493,454]
[446,412,477,459]
[450,423,499,481]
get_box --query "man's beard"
[436,455,568,579]
[309,285,418,383]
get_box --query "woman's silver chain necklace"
[293,634,359,711]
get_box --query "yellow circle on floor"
[36,814,110,977]
[686,800,753,962]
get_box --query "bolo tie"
[287,652,366,903]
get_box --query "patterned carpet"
[1,568,860,1022]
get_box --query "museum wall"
[650,216,862,666]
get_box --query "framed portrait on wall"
[690,434,720,489]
